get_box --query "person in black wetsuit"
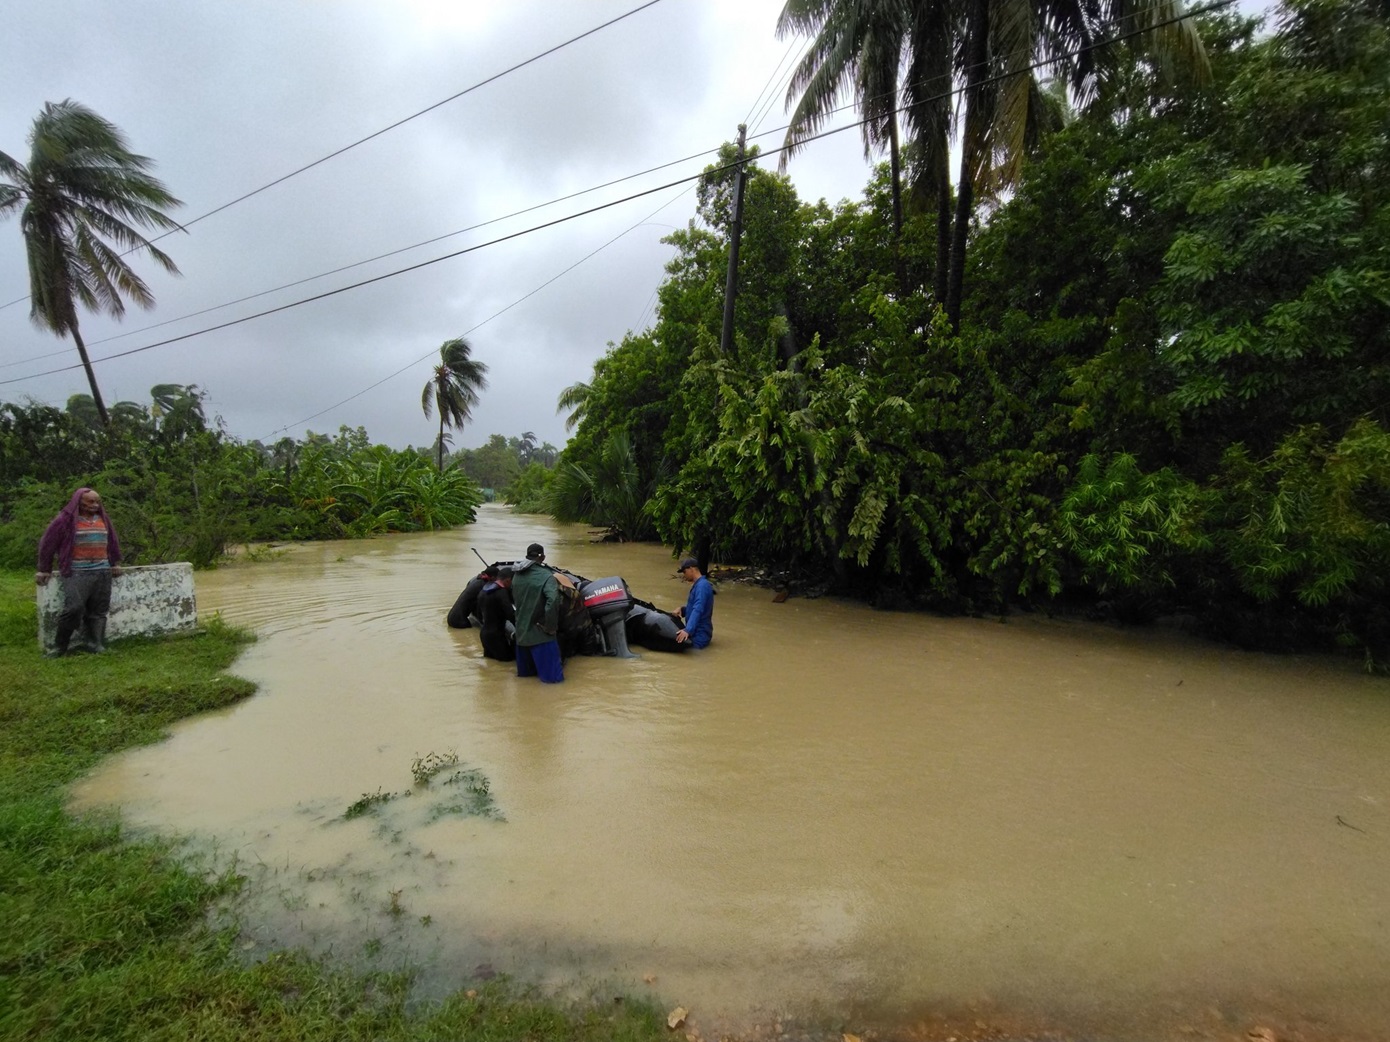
[477,566,516,661]
[447,567,493,628]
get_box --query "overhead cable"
[0,0,1238,395]
[0,0,667,312]
[0,139,721,370]
[253,0,1243,436]
[265,186,695,438]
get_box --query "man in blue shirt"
[675,556,713,649]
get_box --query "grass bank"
[0,571,666,1042]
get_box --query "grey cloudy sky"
[0,0,876,452]
[2,0,1273,453]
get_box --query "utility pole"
[699,124,749,575]
[718,123,747,356]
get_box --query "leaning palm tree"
[0,100,182,425]
[421,336,489,472]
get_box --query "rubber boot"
[46,617,78,658]
[84,617,108,654]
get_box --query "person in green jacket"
[510,542,563,683]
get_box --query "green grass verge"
[0,571,666,1042]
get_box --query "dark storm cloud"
[0,1,921,448]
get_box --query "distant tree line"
[453,431,559,498]
[544,0,1390,669]
[0,389,491,568]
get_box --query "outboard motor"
[579,576,639,658]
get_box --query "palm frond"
[1115,0,1212,89]
[985,0,1036,192]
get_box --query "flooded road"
[70,505,1390,1040]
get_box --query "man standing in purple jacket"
[36,487,124,657]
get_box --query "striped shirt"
[72,516,111,570]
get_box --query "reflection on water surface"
[70,506,1390,1041]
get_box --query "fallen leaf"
[643,973,658,984]
[1248,1030,1277,1042]
[465,989,477,999]
[844,1034,862,1042]
[667,1006,688,1030]
[772,590,788,603]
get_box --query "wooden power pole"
[718,123,748,356]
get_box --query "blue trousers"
[516,640,564,683]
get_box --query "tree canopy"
[550,0,1390,668]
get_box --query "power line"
[0,143,724,370]
[209,0,1246,439]
[0,167,727,389]
[270,0,1237,437]
[2,0,1237,413]
[0,0,668,312]
[744,37,801,129]
[5,0,1135,370]
[267,187,695,438]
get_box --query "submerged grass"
[0,570,667,1042]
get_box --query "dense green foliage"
[552,0,1390,668]
[453,431,558,496]
[504,462,556,514]
[0,392,484,568]
[0,573,668,1041]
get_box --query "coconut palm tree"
[65,393,102,429]
[779,0,909,242]
[433,430,454,469]
[556,380,591,433]
[271,436,301,484]
[0,100,182,425]
[109,399,151,427]
[778,0,1208,330]
[778,0,954,298]
[421,336,488,472]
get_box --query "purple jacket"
[37,487,122,578]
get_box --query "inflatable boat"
[447,562,687,657]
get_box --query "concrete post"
[37,563,198,652]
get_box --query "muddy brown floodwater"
[69,505,1390,1041]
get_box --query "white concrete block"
[37,563,198,651]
